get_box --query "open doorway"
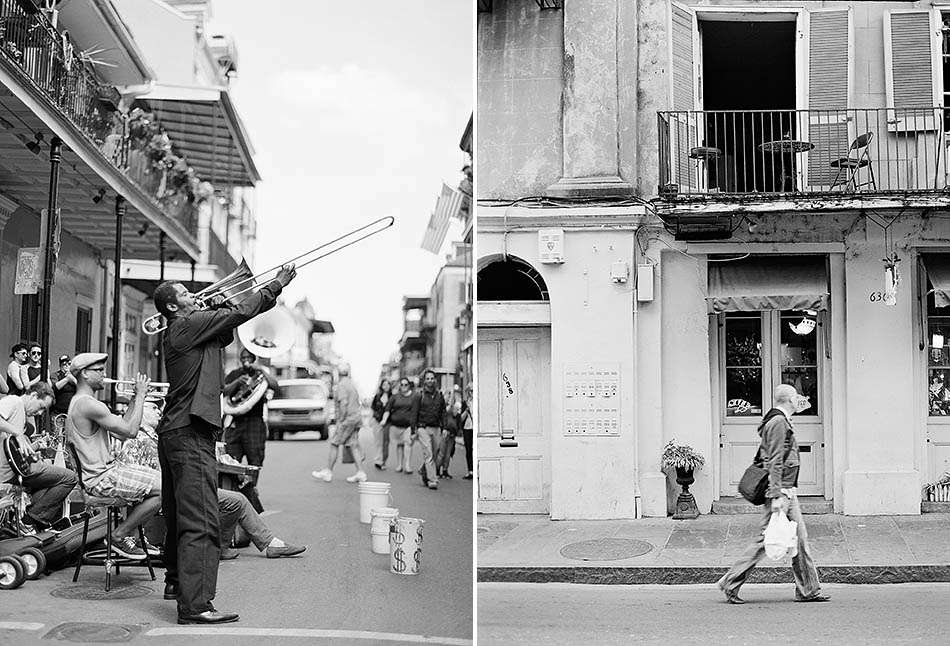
[700,20,797,192]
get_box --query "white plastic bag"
[763,510,798,561]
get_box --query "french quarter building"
[476,0,950,518]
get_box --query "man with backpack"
[717,384,829,605]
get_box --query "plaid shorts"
[89,464,159,503]
[330,420,361,447]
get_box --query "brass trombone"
[142,215,394,335]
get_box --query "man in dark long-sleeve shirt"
[410,370,445,490]
[153,265,295,625]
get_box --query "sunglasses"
[30,351,41,356]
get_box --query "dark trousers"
[158,419,221,616]
[462,427,473,472]
[15,461,77,526]
[225,416,265,513]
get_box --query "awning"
[922,254,950,308]
[136,85,260,186]
[707,255,829,313]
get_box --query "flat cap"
[70,352,108,375]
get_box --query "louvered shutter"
[807,9,852,186]
[669,2,699,191]
[884,10,940,132]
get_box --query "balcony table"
[758,139,815,192]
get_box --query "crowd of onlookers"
[3,343,78,433]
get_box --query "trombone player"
[151,263,296,625]
[223,348,277,513]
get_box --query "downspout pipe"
[110,195,126,410]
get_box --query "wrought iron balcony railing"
[657,108,950,199]
[0,1,198,239]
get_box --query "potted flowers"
[661,440,705,519]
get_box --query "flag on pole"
[420,183,463,254]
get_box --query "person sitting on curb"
[66,353,161,560]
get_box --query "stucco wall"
[479,225,638,519]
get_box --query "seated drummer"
[66,353,161,560]
[118,398,304,579]
[0,382,77,532]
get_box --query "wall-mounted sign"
[14,247,41,295]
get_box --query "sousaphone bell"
[223,306,296,417]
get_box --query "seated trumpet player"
[223,348,278,513]
[0,382,76,532]
[66,353,162,560]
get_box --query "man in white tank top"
[67,353,161,561]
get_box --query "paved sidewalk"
[477,513,950,584]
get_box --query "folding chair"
[67,443,154,591]
[830,132,876,191]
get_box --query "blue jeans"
[717,489,822,599]
[158,419,221,616]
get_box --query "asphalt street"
[0,423,473,646]
[477,582,950,645]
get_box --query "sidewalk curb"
[477,565,950,585]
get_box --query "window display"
[725,314,762,416]
[780,310,818,413]
[928,293,950,416]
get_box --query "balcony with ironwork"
[0,0,200,259]
[656,107,950,214]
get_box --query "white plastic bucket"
[389,516,424,575]
[370,507,399,554]
[357,482,391,524]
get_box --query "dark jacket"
[159,280,282,433]
[371,391,390,422]
[414,389,446,429]
[757,408,801,499]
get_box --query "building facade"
[477,0,950,518]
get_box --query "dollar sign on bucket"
[390,517,424,575]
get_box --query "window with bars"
[20,294,39,342]
[75,307,92,354]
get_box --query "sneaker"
[374,463,385,471]
[442,472,453,479]
[346,471,367,483]
[111,535,147,560]
[395,466,404,473]
[463,472,473,480]
[427,482,438,490]
[311,469,332,482]
[141,538,162,557]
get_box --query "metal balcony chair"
[67,443,155,591]
[830,132,876,192]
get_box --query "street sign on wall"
[14,247,41,295]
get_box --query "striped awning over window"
[707,255,829,313]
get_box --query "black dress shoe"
[163,583,178,600]
[219,548,240,561]
[796,594,831,603]
[177,610,239,624]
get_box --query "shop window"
[724,313,763,417]
[928,291,950,416]
[780,310,819,412]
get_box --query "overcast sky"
[213,1,472,396]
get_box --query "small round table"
[758,140,814,191]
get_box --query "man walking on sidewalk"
[717,384,829,605]
[312,363,366,483]
[411,370,445,490]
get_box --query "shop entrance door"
[718,310,825,497]
[477,327,551,514]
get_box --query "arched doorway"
[477,256,552,514]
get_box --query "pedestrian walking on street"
[437,386,462,478]
[461,386,473,480]
[152,263,296,626]
[371,379,392,470]
[717,384,829,605]
[411,370,446,490]
[312,362,367,483]
[379,377,419,473]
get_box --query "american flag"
[420,183,463,254]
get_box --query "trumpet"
[142,215,395,335]
[103,378,170,398]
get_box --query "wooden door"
[477,327,551,513]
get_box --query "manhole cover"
[559,538,653,561]
[50,583,153,601]
[43,622,142,643]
